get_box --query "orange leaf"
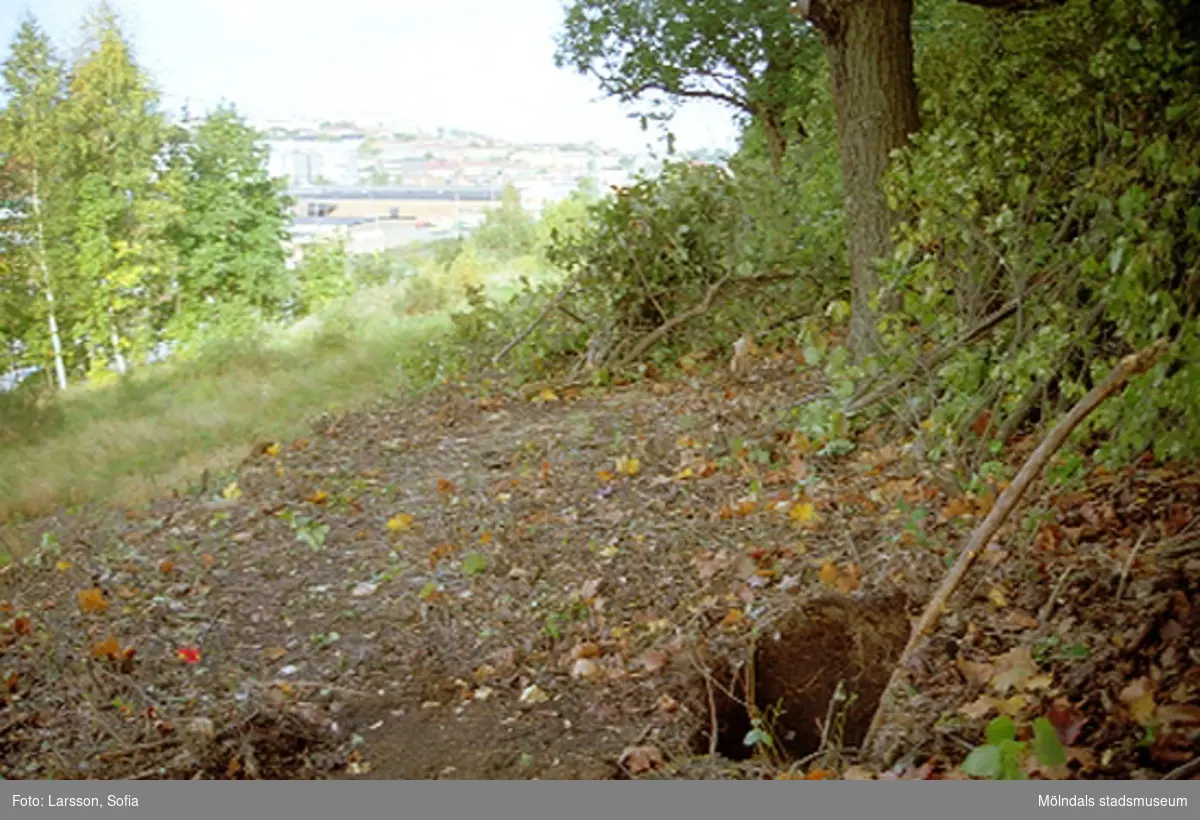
[970,410,993,437]
[77,588,109,615]
[13,615,32,635]
[818,561,839,588]
[719,609,744,629]
[92,635,121,658]
[159,559,175,574]
[941,497,973,520]
[200,553,216,569]
[436,478,456,494]
[806,769,837,780]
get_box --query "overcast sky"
[1,0,741,154]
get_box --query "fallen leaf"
[12,616,31,635]
[519,684,549,704]
[264,443,281,457]
[221,482,242,501]
[640,650,670,673]
[264,646,288,661]
[570,658,601,680]
[719,609,745,630]
[616,456,640,477]
[1119,677,1157,726]
[571,642,601,660]
[92,636,120,658]
[77,588,109,615]
[176,646,201,665]
[990,646,1037,694]
[805,769,837,780]
[618,745,664,775]
[306,490,329,504]
[55,560,72,572]
[386,513,414,532]
[941,497,973,521]
[818,561,839,588]
[988,586,1009,608]
[159,560,175,575]
[789,501,817,524]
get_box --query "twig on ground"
[1163,756,1200,781]
[861,338,1170,759]
[1038,567,1074,623]
[1114,533,1148,602]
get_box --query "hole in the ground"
[689,592,910,762]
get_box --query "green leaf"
[462,552,488,576]
[743,727,773,748]
[986,715,1016,745]
[962,744,1002,779]
[1032,718,1066,767]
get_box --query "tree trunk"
[807,0,920,355]
[30,166,69,390]
[757,104,788,171]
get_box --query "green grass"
[0,262,557,523]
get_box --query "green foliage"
[471,184,537,260]
[960,715,1066,780]
[555,0,821,164]
[168,105,292,330]
[548,161,744,332]
[871,0,1200,467]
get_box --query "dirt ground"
[1,352,1196,780]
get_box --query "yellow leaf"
[306,490,329,504]
[264,646,288,661]
[55,560,73,572]
[535,388,559,402]
[221,482,242,501]
[789,502,817,523]
[818,561,839,588]
[988,586,1009,608]
[596,470,615,482]
[387,513,414,532]
[264,443,281,457]
[77,588,109,615]
[616,456,640,477]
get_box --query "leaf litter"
[0,355,1195,780]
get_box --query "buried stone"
[690,592,910,761]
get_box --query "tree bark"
[30,166,69,390]
[804,0,920,355]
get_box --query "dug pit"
[688,592,911,761]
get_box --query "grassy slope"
[0,264,556,528]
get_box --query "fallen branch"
[492,270,582,365]
[861,338,1170,759]
[614,270,800,370]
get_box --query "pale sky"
[1,0,741,154]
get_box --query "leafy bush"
[870,0,1200,466]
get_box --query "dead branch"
[615,271,791,369]
[861,338,1170,759]
[492,270,582,365]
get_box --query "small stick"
[1114,533,1148,602]
[1038,567,1074,623]
[1163,756,1200,781]
[861,338,1170,758]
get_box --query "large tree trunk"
[805,0,920,355]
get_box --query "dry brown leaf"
[1119,677,1157,726]
[618,745,664,775]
